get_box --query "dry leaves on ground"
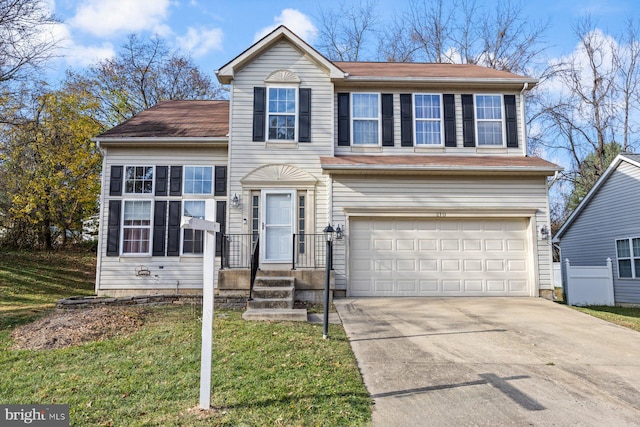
[11,306,147,350]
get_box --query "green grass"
[572,305,640,332]
[0,251,372,426]
[0,250,96,329]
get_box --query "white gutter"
[343,76,539,86]
[94,137,228,144]
[321,164,561,173]
[520,82,529,156]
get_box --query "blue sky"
[46,0,640,80]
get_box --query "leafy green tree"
[0,88,103,249]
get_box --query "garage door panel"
[350,218,531,297]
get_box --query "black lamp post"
[322,223,335,339]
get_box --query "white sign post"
[181,215,219,410]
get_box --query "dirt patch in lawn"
[10,306,147,350]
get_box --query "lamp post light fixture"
[322,223,335,339]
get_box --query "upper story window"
[268,87,296,141]
[124,166,153,194]
[475,95,504,146]
[616,237,640,278]
[122,200,152,254]
[184,166,213,194]
[414,94,443,145]
[352,93,380,145]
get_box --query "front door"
[262,190,295,262]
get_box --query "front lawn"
[0,251,372,426]
[572,305,640,332]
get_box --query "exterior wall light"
[540,225,550,240]
[231,193,240,208]
[335,224,343,240]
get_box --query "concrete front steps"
[242,276,308,321]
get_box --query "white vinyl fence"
[563,258,614,306]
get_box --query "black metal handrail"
[220,233,255,269]
[292,233,328,269]
[249,237,260,300]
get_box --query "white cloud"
[50,22,115,67]
[69,0,171,37]
[253,9,317,43]
[176,27,223,58]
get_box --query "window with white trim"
[184,166,213,194]
[122,200,152,254]
[124,166,153,194]
[616,237,640,278]
[268,87,296,140]
[182,200,205,254]
[352,93,380,145]
[414,94,443,145]
[475,95,504,146]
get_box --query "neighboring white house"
[94,26,560,300]
[554,153,640,305]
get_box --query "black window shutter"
[152,201,167,256]
[299,88,311,142]
[381,94,394,147]
[216,201,226,257]
[214,166,227,196]
[400,94,413,147]
[253,87,266,142]
[167,201,181,256]
[155,166,168,196]
[461,94,476,147]
[170,166,182,196]
[106,200,121,256]
[337,93,350,146]
[504,95,518,148]
[443,94,457,147]
[109,166,123,196]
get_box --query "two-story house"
[94,26,560,301]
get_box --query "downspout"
[520,82,529,156]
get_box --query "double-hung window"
[268,87,296,141]
[124,166,153,194]
[475,95,504,146]
[414,94,443,145]
[352,93,380,145]
[616,237,640,278]
[184,166,213,194]
[182,200,205,254]
[122,200,152,254]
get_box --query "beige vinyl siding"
[560,161,640,304]
[96,146,228,293]
[334,91,524,155]
[329,175,552,293]
[227,41,333,238]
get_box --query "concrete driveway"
[334,297,640,426]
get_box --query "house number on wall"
[437,212,447,217]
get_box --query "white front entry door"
[262,190,295,262]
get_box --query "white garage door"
[349,218,531,296]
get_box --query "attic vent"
[265,69,300,83]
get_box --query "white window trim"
[351,92,381,146]
[123,165,155,195]
[474,94,506,147]
[615,237,640,279]
[183,165,214,195]
[266,85,298,142]
[181,199,206,256]
[120,199,153,256]
[413,93,444,146]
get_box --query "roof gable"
[216,25,345,84]
[554,154,640,241]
